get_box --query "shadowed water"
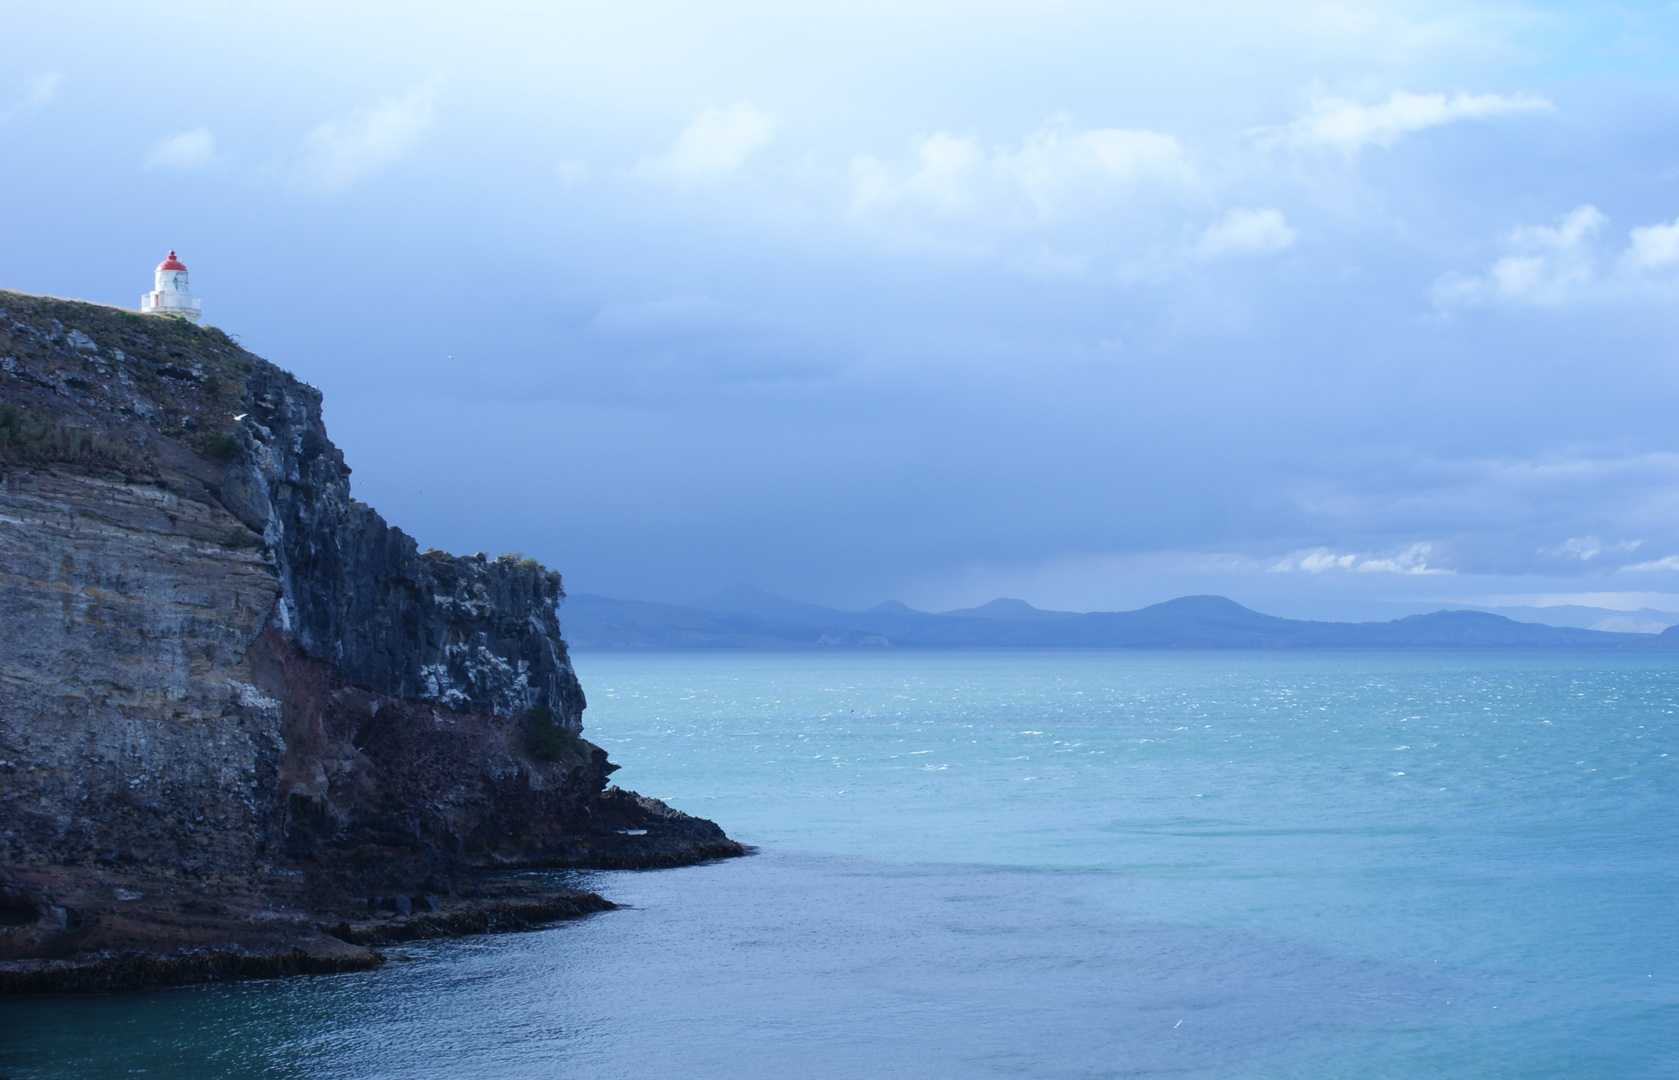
[4,651,1677,1077]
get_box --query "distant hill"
[941,598,1080,621]
[562,590,1679,651]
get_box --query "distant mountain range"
[561,586,1679,651]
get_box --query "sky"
[7,1,1679,619]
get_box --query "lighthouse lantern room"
[140,251,203,322]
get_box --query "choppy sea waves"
[7,651,1676,1078]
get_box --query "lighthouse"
[140,251,203,323]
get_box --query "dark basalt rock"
[0,291,743,993]
[224,359,585,728]
[0,946,382,996]
[327,889,618,947]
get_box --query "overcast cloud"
[6,1,1679,618]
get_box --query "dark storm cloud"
[7,1,1679,616]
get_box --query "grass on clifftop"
[0,401,152,475]
[495,551,564,592]
[0,291,255,470]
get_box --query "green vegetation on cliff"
[0,400,148,474]
[0,292,250,472]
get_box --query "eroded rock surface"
[0,291,741,992]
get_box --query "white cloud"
[1270,543,1447,575]
[1555,536,1603,560]
[1272,90,1551,153]
[640,103,777,179]
[1509,206,1609,251]
[849,119,1192,229]
[1543,536,1642,562]
[0,73,60,124]
[1195,207,1296,258]
[869,132,986,213]
[144,128,215,170]
[1433,205,1605,307]
[294,83,436,192]
[1281,549,1357,572]
[1006,125,1190,216]
[1624,217,1679,272]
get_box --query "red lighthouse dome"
[141,250,202,322]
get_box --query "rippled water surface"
[6,650,1678,1078]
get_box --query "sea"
[4,650,1676,1079]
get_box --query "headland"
[0,291,742,994]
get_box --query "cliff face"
[225,359,586,727]
[0,292,739,990]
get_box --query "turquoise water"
[5,650,1677,1078]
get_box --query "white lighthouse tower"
[140,251,203,322]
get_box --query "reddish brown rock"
[0,291,741,993]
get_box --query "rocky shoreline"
[0,291,743,993]
[0,795,746,995]
[0,882,616,995]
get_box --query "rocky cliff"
[0,291,741,992]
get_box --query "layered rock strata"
[0,291,741,992]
